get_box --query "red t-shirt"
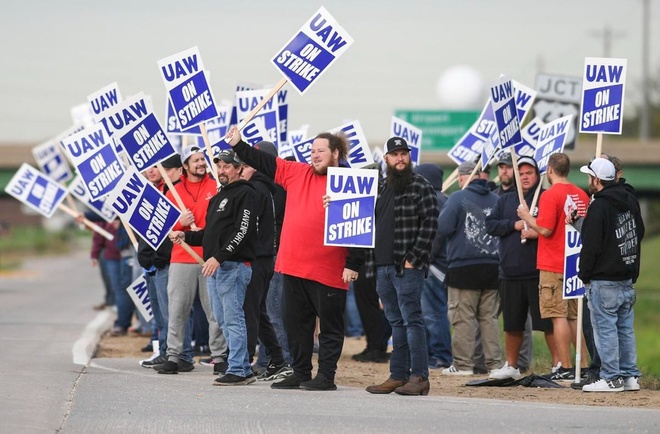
[166,174,217,264]
[274,159,349,290]
[535,183,589,273]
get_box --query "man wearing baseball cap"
[578,157,645,392]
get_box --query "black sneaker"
[213,360,229,375]
[258,362,294,381]
[271,373,308,390]
[352,349,390,363]
[157,360,179,374]
[178,360,195,373]
[300,373,337,391]
[141,354,168,368]
[544,367,575,381]
[213,373,256,386]
[141,343,153,353]
[571,370,599,390]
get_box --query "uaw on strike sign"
[579,57,627,134]
[272,7,353,95]
[324,167,378,248]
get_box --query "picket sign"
[154,163,198,231]
[237,78,288,134]
[58,203,114,241]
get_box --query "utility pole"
[640,0,651,142]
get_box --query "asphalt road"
[1,248,659,433]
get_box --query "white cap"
[580,157,616,181]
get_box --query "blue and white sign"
[332,121,374,168]
[447,130,485,166]
[533,114,573,174]
[490,76,522,149]
[99,93,152,138]
[277,89,289,147]
[284,127,307,159]
[157,46,218,130]
[195,105,232,155]
[391,116,422,166]
[563,224,585,299]
[236,88,280,148]
[106,166,181,251]
[292,137,314,164]
[515,117,544,157]
[480,139,499,169]
[325,167,378,248]
[579,57,627,134]
[472,101,496,141]
[32,139,72,184]
[88,82,122,123]
[241,117,272,147]
[61,124,126,200]
[69,175,117,222]
[120,112,176,171]
[126,274,154,322]
[165,98,201,135]
[272,6,354,95]
[5,163,67,218]
[229,82,260,126]
[512,79,537,124]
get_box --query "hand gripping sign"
[325,167,378,248]
[272,6,354,95]
[60,124,126,200]
[533,114,573,175]
[490,76,522,149]
[5,163,67,218]
[105,166,181,251]
[579,57,627,135]
[391,116,422,166]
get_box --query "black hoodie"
[578,182,645,284]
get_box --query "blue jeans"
[376,266,428,379]
[421,274,452,367]
[144,272,163,343]
[586,279,640,381]
[266,271,291,364]
[154,265,194,361]
[115,256,135,329]
[207,261,252,377]
[345,284,364,337]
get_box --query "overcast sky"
[0,0,656,143]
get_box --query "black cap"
[160,154,182,169]
[384,137,410,154]
[254,141,278,157]
[213,149,242,166]
[497,152,513,167]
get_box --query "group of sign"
[4,6,627,313]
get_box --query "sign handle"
[441,168,459,193]
[58,203,114,241]
[510,150,530,244]
[177,238,205,265]
[595,132,603,157]
[119,217,139,251]
[237,78,288,132]
[574,297,584,385]
[198,123,221,190]
[156,163,198,230]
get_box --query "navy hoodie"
[414,163,448,273]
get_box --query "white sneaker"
[623,376,641,391]
[582,377,624,392]
[488,362,522,380]
[441,365,473,376]
[551,362,562,373]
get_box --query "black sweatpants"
[283,275,346,381]
[353,267,390,352]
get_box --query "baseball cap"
[497,152,513,167]
[160,154,182,169]
[181,145,203,164]
[384,137,410,154]
[254,141,278,157]
[517,156,538,169]
[458,161,477,175]
[213,149,242,166]
[580,157,615,181]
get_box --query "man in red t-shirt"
[518,153,589,381]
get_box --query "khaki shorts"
[539,271,577,319]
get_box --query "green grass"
[0,226,84,270]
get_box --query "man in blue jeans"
[364,137,439,396]
[172,149,258,386]
[578,158,645,392]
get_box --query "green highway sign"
[394,110,480,151]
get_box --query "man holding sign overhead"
[226,126,363,391]
[364,137,439,396]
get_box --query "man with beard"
[492,152,515,195]
[225,126,362,391]
[364,137,439,396]
[171,149,258,385]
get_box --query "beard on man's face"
[386,160,413,194]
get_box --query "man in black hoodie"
[171,149,258,386]
[578,157,644,393]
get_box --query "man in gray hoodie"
[436,161,502,376]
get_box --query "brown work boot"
[365,377,407,394]
[394,375,430,396]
